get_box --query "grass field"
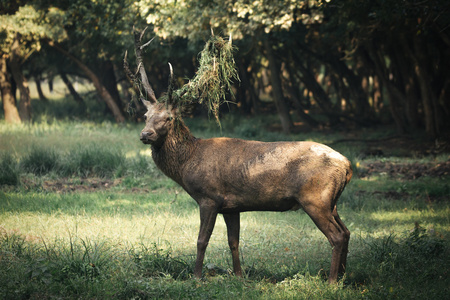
[1,98,449,299]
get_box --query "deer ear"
[141,98,153,110]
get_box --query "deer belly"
[219,195,301,213]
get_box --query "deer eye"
[143,115,147,121]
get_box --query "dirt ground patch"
[42,178,122,193]
[18,177,123,193]
[333,133,450,179]
[359,160,450,180]
[331,132,450,157]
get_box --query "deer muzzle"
[140,131,155,144]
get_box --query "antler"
[167,62,176,106]
[123,27,158,104]
[135,27,157,103]
[123,50,138,91]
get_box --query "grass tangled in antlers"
[126,30,239,126]
[177,35,239,125]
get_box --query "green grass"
[1,187,448,299]
[1,110,449,298]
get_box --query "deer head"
[124,27,180,148]
[139,100,176,147]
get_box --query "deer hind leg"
[194,206,218,278]
[332,206,350,274]
[303,203,350,283]
[223,212,243,276]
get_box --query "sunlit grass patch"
[0,120,144,155]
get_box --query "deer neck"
[151,118,196,184]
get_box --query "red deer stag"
[125,29,352,283]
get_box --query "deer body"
[157,135,349,213]
[141,101,352,282]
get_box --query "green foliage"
[0,4,66,53]
[36,0,139,63]
[140,0,316,41]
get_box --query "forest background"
[1,0,449,137]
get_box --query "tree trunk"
[9,34,31,122]
[50,42,125,123]
[0,54,21,124]
[395,37,421,129]
[372,76,383,113]
[297,62,340,124]
[438,78,450,118]
[333,59,373,123]
[413,39,440,137]
[98,60,123,110]
[284,59,319,127]
[238,59,260,114]
[289,48,340,125]
[59,71,85,105]
[363,46,407,133]
[48,76,53,93]
[264,39,293,134]
[34,75,48,102]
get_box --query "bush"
[0,153,20,186]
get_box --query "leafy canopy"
[0,4,66,54]
[139,0,325,41]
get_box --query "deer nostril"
[140,132,148,140]
[140,131,155,141]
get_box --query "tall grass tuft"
[350,225,448,299]
[129,243,193,280]
[21,147,60,175]
[0,153,20,186]
[15,144,127,179]
[60,144,125,178]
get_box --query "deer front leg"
[223,212,242,276]
[194,206,218,278]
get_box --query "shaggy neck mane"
[151,117,196,184]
